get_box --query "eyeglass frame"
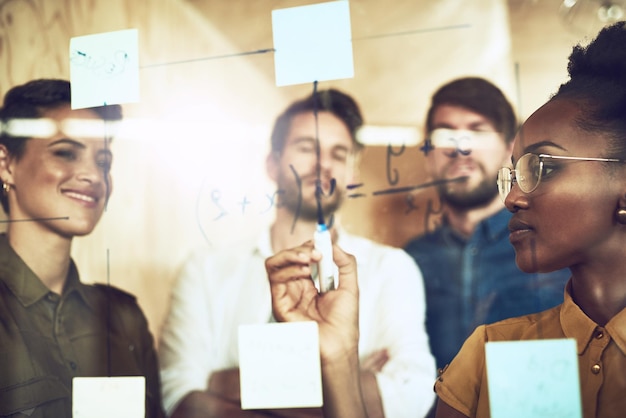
[497,152,626,201]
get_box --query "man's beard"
[437,176,498,210]
[277,172,343,222]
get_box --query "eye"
[296,143,315,153]
[332,149,348,162]
[540,161,558,177]
[96,152,113,171]
[53,148,77,160]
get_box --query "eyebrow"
[48,138,86,148]
[523,140,568,154]
[289,136,352,152]
[48,138,113,155]
[511,140,568,164]
[432,121,495,131]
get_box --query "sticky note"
[238,321,323,409]
[72,376,145,418]
[272,0,354,86]
[69,29,140,109]
[485,339,582,418]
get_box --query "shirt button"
[69,361,77,370]
[595,331,604,339]
[591,364,601,374]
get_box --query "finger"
[265,246,313,277]
[331,244,358,293]
[268,263,313,284]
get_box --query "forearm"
[170,390,246,418]
[320,352,369,418]
[360,370,384,418]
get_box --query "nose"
[77,156,107,185]
[316,151,334,175]
[504,182,528,213]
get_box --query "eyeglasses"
[427,129,502,156]
[497,152,626,202]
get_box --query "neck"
[569,246,626,326]
[444,197,504,238]
[270,208,338,253]
[7,222,72,295]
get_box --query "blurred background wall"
[0,0,619,343]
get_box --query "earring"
[616,208,626,225]
[1,182,9,196]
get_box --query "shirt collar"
[482,208,512,240]
[0,233,87,308]
[604,301,626,355]
[256,228,274,258]
[561,280,626,356]
[255,224,344,258]
[440,208,511,243]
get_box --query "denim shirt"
[404,209,571,370]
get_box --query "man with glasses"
[404,77,570,376]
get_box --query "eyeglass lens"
[496,153,542,201]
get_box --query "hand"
[265,240,359,363]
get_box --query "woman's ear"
[266,151,279,183]
[0,144,14,185]
[616,193,626,225]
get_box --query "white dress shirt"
[159,228,436,418]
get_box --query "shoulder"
[341,233,415,265]
[85,284,153,337]
[90,283,138,305]
[84,284,146,317]
[178,241,258,278]
[483,304,563,341]
[404,228,444,252]
[340,233,423,286]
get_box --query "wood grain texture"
[0,0,588,343]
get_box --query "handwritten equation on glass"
[199,144,463,231]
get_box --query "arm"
[265,241,368,418]
[362,250,437,418]
[434,399,469,418]
[197,368,382,418]
[170,390,271,418]
[159,253,222,416]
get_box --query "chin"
[514,252,542,274]
[62,222,98,238]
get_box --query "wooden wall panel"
[0,0,526,343]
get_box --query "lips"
[508,216,533,243]
[63,189,100,205]
[446,161,477,177]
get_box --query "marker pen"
[313,223,337,293]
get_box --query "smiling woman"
[0,79,165,418]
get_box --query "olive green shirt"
[0,234,164,417]
[435,280,626,418]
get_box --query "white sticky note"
[238,321,323,409]
[272,0,354,86]
[485,339,582,418]
[69,29,140,109]
[72,376,145,418]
